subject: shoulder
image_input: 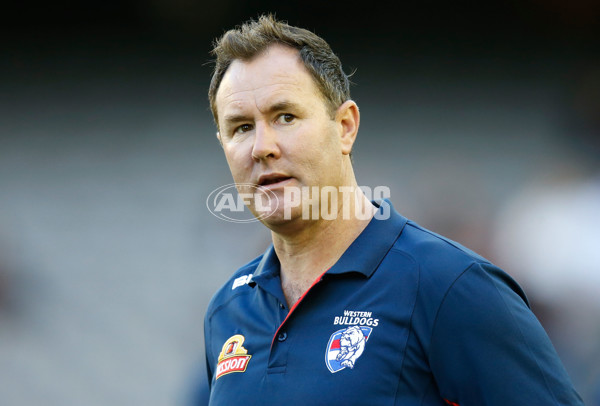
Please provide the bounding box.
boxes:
[393,219,495,287]
[204,254,263,321]
[401,220,487,263]
[386,219,528,334]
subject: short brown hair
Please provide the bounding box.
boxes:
[208,14,351,127]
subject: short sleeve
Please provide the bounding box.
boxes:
[429,263,583,405]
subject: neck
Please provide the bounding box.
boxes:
[271,189,376,306]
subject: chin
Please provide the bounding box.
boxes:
[256,205,306,230]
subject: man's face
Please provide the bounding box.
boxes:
[215,45,351,226]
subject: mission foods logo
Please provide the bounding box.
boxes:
[206,183,279,223]
[216,334,252,379]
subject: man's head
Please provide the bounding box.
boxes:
[210,16,362,229]
[208,14,351,129]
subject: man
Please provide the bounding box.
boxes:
[202,14,583,405]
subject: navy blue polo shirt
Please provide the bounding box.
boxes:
[203,200,583,405]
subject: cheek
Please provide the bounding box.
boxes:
[319,125,344,160]
[223,148,253,181]
[224,143,251,164]
[296,125,340,160]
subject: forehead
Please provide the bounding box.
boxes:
[215,45,324,117]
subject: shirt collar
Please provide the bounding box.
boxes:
[326,199,407,277]
[252,199,407,282]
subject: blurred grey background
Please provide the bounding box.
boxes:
[1,1,599,404]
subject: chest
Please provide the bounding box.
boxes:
[206,251,441,405]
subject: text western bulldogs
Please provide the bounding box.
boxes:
[333,310,379,327]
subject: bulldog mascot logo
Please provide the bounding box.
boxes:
[325,325,373,373]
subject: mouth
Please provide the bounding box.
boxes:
[257,174,293,187]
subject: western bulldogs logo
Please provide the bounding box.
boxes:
[325,325,372,373]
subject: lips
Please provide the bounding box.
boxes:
[257,173,292,187]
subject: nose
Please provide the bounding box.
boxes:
[251,122,281,161]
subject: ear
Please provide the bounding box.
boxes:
[335,100,360,155]
[216,131,223,147]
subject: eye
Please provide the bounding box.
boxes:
[234,123,254,134]
[276,113,295,124]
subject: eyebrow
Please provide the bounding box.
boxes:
[222,101,302,126]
